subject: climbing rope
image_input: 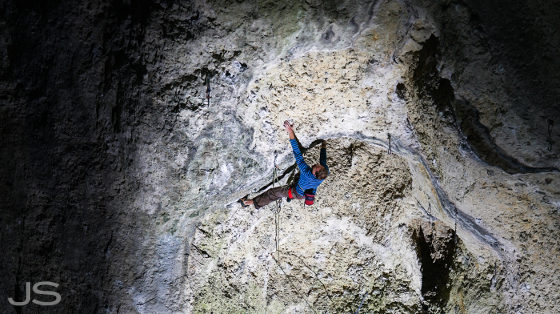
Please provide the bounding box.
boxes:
[269,252,317,313]
[294,254,333,303]
[272,153,282,261]
[265,144,366,311]
[355,292,368,314]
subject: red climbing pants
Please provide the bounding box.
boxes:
[253,185,304,209]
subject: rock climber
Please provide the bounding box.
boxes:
[241,120,329,209]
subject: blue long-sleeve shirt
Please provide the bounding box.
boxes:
[290,139,329,196]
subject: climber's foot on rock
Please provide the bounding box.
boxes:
[238,197,253,207]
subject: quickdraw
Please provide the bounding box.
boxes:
[205,74,211,106]
[547,119,554,152]
[387,133,392,155]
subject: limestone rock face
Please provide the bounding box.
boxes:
[1,0,559,313]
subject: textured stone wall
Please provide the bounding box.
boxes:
[1,0,559,313]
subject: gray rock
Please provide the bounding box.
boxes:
[1,0,559,313]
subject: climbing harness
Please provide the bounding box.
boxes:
[287,187,294,200]
[547,119,554,152]
[387,133,392,154]
[285,165,298,203]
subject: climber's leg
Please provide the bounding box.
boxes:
[241,198,253,206]
[252,186,290,209]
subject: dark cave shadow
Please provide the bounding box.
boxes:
[413,226,457,311]
[413,35,559,175]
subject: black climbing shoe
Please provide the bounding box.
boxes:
[238,196,250,208]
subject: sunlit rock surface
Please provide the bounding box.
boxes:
[1,0,559,313]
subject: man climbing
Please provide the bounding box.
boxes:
[242,120,329,209]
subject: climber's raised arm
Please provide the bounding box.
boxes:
[284,120,311,174]
[284,120,296,140]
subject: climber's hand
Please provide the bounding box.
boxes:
[283,120,293,132]
[284,120,296,139]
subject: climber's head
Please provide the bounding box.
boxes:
[312,164,328,180]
